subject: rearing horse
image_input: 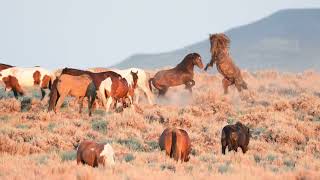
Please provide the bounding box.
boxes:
[148,53,204,96]
[204,33,248,94]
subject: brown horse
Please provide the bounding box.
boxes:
[204,33,248,94]
[54,74,96,116]
[149,53,203,96]
[159,128,191,162]
[0,63,14,71]
[48,68,123,111]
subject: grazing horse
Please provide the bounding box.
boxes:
[48,68,122,111]
[0,67,53,99]
[99,71,138,112]
[204,33,248,94]
[159,128,191,162]
[77,140,115,167]
[221,122,250,154]
[0,63,14,71]
[54,74,96,116]
[149,53,204,96]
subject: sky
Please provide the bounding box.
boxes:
[0,0,320,69]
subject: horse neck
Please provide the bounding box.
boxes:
[176,60,194,73]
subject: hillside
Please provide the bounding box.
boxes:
[1,70,320,179]
[114,9,320,72]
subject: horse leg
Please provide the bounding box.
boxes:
[40,88,46,100]
[105,97,113,112]
[13,90,19,99]
[185,80,195,93]
[158,87,168,97]
[222,78,232,94]
[55,93,67,113]
[141,86,154,105]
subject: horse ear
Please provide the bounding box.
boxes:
[135,71,138,74]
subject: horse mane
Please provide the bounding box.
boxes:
[175,53,200,70]
[209,33,230,54]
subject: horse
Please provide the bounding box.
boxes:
[148,53,204,96]
[77,140,115,167]
[159,128,191,162]
[54,74,96,116]
[48,68,123,111]
[99,71,138,112]
[0,63,14,71]
[88,67,154,105]
[110,68,154,105]
[221,122,250,154]
[0,67,54,99]
[204,33,248,94]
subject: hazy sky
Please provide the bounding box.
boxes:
[0,0,320,69]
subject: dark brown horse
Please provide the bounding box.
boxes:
[0,63,14,71]
[148,53,204,96]
[204,33,248,94]
[48,67,123,111]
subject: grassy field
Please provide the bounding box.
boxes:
[0,70,320,180]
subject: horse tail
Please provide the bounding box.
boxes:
[170,130,178,160]
[86,81,96,100]
[48,78,59,111]
[148,78,154,92]
[86,81,96,116]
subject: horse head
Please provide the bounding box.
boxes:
[209,33,230,61]
[192,53,204,69]
[130,70,139,88]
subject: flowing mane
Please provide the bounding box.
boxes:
[175,53,200,70]
[210,33,230,54]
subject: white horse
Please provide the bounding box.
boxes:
[0,67,55,99]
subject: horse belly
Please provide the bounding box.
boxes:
[16,76,36,87]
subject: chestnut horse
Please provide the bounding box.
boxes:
[204,33,248,94]
[54,74,96,116]
[148,53,204,96]
[99,71,138,112]
[159,128,191,162]
[0,63,13,71]
[48,68,123,111]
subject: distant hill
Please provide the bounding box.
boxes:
[113,9,320,72]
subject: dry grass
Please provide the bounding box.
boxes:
[0,70,320,179]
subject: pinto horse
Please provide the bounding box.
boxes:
[0,67,53,99]
[88,67,154,105]
[0,63,14,71]
[48,68,123,111]
[77,140,115,167]
[148,53,204,96]
[99,71,138,112]
[54,74,96,116]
